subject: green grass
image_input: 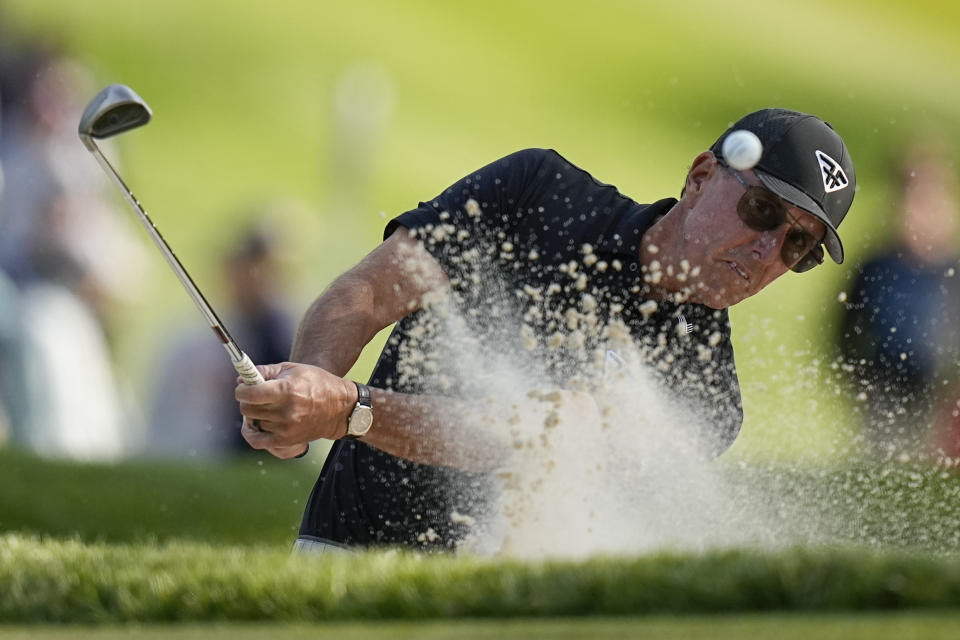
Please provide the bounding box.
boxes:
[722,460,960,553]
[4,447,960,552]
[3,535,960,624]
[4,614,960,640]
[0,448,319,545]
[2,452,960,624]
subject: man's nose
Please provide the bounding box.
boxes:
[751,228,785,265]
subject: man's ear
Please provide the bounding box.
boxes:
[682,151,719,203]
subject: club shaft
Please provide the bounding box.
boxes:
[82,135,244,363]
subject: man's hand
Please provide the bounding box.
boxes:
[236,362,357,458]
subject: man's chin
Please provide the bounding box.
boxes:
[693,285,748,309]
[676,272,753,309]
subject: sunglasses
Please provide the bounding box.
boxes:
[721,163,825,273]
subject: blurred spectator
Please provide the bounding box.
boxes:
[0,38,38,448]
[0,42,145,459]
[0,157,39,445]
[0,47,146,310]
[838,141,960,457]
[147,221,296,458]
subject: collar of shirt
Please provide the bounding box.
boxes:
[597,197,677,258]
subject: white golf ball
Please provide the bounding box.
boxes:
[722,129,763,171]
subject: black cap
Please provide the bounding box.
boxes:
[711,109,856,264]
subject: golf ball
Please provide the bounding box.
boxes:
[722,129,763,170]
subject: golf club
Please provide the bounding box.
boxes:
[78,84,265,388]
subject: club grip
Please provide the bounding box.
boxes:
[233,352,265,385]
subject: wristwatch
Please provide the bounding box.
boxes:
[344,381,374,439]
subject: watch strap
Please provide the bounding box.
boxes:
[355,381,371,408]
[344,381,373,440]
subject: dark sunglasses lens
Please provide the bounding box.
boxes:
[737,187,784,231]
[782,229,816,263]
[789,244,825,273]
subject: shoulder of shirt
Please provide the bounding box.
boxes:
[506,148,628,193]
[498,148,576,166]
[497,147,562,167]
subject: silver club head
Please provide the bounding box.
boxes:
[78,84,152,139]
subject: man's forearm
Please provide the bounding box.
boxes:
[290,273,381,376]
[360,389,504,472]
[290,230,448,376]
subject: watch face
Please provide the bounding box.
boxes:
[349,406,374,436]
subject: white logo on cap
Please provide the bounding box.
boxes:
[815,150,849,193]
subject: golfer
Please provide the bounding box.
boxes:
[236,109,856,552]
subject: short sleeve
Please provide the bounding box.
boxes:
[386,148,554,238]
[383,149,560,273]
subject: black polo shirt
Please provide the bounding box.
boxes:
[299,148,742,550]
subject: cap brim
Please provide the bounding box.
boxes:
[755,170,844,264]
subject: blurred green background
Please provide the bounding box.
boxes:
[2,0,958,467]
